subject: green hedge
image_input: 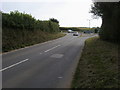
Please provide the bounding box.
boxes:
[2,10,59,33]
[2,10,61,52]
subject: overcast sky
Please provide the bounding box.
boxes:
[1,0,102,27]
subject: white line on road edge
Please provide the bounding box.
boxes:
[0,59,29,72]
[44,45,61,53]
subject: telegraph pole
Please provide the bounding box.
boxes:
[87,19,91,30]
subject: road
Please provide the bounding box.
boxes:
[2,33,94,88]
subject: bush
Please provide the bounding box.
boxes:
[2,10,60,33]
[2,11,61,52]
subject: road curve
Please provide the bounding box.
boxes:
[2,33,93,88]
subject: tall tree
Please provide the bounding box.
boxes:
[91,2,120,42]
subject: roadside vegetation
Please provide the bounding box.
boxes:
[59,27,97,33]
[2,11,60,33]
[2,10,65,52]
[72,2,119,88]
[91,2,120,42]
[72,37,119,88]
[3,28,65,52]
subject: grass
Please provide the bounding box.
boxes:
[71,37,119,88]
[79,33,95,37]
[3,28,66,52]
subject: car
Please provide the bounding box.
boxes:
[68,30,73,33]
[73,32,79,36]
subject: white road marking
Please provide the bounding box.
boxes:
[0,59,29,72]
[58,77,63,79]
[44,45,61,52]
[2,37,61,55]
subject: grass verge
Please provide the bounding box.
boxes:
[3,29,66,52]
[71,37,119,88]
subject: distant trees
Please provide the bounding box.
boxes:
[59,27,82,31]
[91,2,120,42]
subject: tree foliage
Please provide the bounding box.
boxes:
[2,11,60,52]
[49,18,59,24]
[91,2,120,42]
[2,11,60,33]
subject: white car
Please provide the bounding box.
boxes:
[73,32,79,36]
[68,30,73,33]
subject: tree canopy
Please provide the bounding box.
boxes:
[49,18,59,23]
[91,2,120,42]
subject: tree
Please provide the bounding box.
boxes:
[91,2,120,42]
[49,18,59,23]
[94,28,98,33]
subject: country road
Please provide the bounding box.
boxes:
[2,33,95,88]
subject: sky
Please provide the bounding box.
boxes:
[1,0,102,27]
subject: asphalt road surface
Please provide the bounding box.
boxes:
[2,33,95,88]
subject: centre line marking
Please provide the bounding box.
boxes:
[44,45,61,52]
[58,77,63,79]
[0,58,29,72]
